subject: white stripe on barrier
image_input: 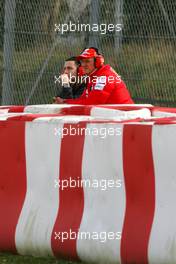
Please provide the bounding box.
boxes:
[90,107,151,120]
[24,104,79,114]
[15,122,63,257]
[77,123,125,263]
[23,104,153,115]
[0,109,8,114]
[152,111,176,118]
[33,115,94,123]
[0,113,29,120]
[148,125,176,263]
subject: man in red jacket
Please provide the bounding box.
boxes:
[56,47,134,105]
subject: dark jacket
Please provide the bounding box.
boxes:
[56,82,86,99]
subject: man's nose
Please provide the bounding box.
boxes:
[63,69,68,74]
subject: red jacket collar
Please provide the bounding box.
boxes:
[89,64,111,77]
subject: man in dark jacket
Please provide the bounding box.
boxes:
[53,57,86,103]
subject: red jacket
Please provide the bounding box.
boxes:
[65,65,134,105]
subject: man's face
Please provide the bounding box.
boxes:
[80,58,95,75]
[63,61,77,77]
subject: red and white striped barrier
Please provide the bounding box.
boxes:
[0,104,153,114]
[0,104,176,263]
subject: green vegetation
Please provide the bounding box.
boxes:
[0,252,83,264]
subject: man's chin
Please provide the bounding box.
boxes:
[85,69,93,75]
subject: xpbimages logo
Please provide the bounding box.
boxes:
[54,125,122,139]
[55,21,122,35]
[54,74,122,86]
[54,229,121,243]
[54,177,122,191]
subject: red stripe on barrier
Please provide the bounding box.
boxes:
[121,124,155,264]
[60,105,153,116]
[153,106,176,114]
[51,123,86,261]
[60,106,88,115]
[0,121,27,252]
[8,106,25,113]
[95,105,153,111]
[6,113,63,121]
[0,106,25,112]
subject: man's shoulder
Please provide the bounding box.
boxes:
[92,65,122,87]
[96,64,117,77]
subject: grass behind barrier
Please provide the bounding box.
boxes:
[0,253,85,264]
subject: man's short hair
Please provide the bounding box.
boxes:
[65,56,80,66]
